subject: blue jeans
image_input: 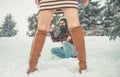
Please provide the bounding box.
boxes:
[51,41,77,58]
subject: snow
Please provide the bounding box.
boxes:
[0,36,120,77]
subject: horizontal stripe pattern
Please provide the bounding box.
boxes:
[39,0,78,11]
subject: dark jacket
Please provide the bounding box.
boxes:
[49,27,73,44]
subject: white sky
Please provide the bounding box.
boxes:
[0,0,106,37]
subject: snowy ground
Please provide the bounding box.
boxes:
[0,36,120,77]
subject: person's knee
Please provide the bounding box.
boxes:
[62,41,70,47]
[37,25,49,32]
[68,25,83,33]
[37,20,50,31]
[51,48,56,53]
[68,24,82,30]
[62,41,67,45]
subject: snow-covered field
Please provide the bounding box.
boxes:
[0,36,120,77]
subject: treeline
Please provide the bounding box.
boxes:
[0,0,120,40]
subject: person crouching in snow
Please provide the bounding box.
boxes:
[49,18,77,58]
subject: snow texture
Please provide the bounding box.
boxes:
[0,36,120,77]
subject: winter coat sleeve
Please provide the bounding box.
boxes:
[49,30,73,44]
